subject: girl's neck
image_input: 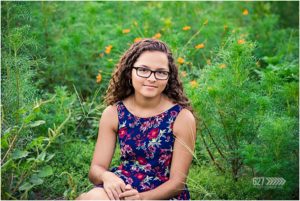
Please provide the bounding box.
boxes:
[131,93,164,110]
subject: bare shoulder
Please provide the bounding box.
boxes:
[100,104,118,132]
[173,108,196,137]
[102,104,118,116]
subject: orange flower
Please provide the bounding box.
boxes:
[152,33,161,39]
[134,37,142,43]
[238,39,245,44]
[224,25,228,31]
[203,19,208,25]
[105,45,112,54]
[243,9,249,15]
[190,80,198,88]
[177,57,185,64]
[122,29,130,34]
[219,64,226,69]
[181,71,187,77]
[96,73,102,83]
[206,59,211,65]
[195,43,205,49]
[182,26,191,31]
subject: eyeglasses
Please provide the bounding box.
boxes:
[132,67,169,80]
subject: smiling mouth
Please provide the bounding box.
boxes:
[143,85,158,88]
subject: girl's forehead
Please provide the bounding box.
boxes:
[134,51,169,70]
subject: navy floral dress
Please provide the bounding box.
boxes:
[108,101,190,200]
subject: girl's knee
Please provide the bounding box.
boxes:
[76,193,87,200]
[77,188,109,200]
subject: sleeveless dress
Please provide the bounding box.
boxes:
[100,101,190,200]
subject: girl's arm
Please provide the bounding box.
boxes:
[139,109,197,200]
[88,105,118,184]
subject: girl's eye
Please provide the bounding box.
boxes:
[157,71,168,75]
[140,68,149,72]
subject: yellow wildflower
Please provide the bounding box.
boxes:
[134,37,142,43]
[152,33,161,39]
[96,73,102,83]
[177,57,185,64]
[243,9,249,15]
[190,80,198,88]
[182,26,191,31]
[219,64,226,69]
[122,29,130,34]
[105,45,112,54]
[195,43,205,49]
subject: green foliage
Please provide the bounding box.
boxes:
[1,1,298,200]
[1,94,71,199]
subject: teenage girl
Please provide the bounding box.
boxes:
[77,38,196,200]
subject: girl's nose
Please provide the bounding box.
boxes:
[147,72,157,81]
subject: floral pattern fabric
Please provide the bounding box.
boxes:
[109,101,190,200]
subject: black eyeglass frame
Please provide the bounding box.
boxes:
[132,66,170,80]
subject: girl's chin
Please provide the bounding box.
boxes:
[139,90,158,98]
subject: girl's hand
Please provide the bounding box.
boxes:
[119,184,142,200]
[102,171,126,200]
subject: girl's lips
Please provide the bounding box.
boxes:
[143,85,158,88]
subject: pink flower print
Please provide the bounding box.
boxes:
[136,139,144,147]
[119,127,127,138]
[159,154,171,165]
[131,165,138,171]
[137,157,147,165]
[144,164,152,171]
[170,122,174,130]
[135,173,145,181]
[170,110,178,117]
[121,144,132,157]
[141,183,151,191]
[165,157,172,166]
[118,164,124,170]
[148,145,156,153]
[166,135,171,142]
[158,174,169,182]
[119,111,125,119]
[126,177,133,185]
[122,170,131,177]
[140,121,151,132]
[148,128,159,140]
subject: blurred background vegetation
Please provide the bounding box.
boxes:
[1,1,299,200]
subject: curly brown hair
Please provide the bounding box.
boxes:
[104,38,193,112]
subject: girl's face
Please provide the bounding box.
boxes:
[131,51,169,98]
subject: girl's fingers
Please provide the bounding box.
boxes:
[111,188,120,200]
[120,183,126,192]
[124,195,139,200]
[125,184,132,190]
[119,189,136,198]
[115,186,123,199]
[105,189,115,200]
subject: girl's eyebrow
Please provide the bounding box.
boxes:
[139,64,169,71]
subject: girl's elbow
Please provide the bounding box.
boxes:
[170,178,187,194]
